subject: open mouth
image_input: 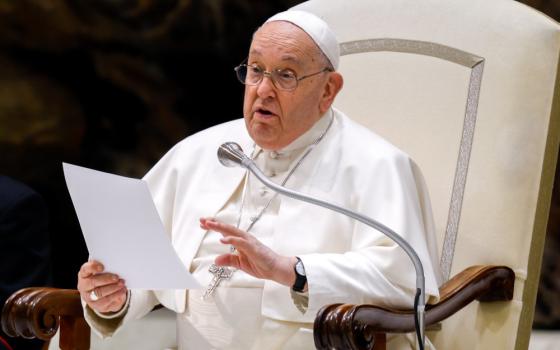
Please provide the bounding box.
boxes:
[255,108,275,117]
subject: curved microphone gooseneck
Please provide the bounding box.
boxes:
[217,142,426,349]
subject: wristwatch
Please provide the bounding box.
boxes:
[292,257,307,292]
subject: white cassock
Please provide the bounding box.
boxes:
[84,108,442,349]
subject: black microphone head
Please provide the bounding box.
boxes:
[217,142,248,168]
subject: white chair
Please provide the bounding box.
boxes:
[294,0,560,349]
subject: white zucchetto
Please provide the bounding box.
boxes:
[265,10,339,70]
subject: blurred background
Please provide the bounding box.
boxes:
[0,0,558,340]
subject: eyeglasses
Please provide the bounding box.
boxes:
[234,63,332,91]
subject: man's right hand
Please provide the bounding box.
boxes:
[77,260,128,313]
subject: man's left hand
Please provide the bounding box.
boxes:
[200,217,296,287]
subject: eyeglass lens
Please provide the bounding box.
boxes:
[236,65,298,91]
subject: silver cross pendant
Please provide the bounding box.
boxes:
[202,264,234,300]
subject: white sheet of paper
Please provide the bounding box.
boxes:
[63,163,201,290]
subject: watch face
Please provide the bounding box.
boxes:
[295,261,306,276]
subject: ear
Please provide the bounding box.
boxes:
[319,72,344,114]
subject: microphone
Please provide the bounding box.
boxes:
[217,142,251,168]
[217,142,426,349]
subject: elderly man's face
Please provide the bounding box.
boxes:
[243,21,341,150]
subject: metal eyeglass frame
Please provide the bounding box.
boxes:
[234,63,332,91]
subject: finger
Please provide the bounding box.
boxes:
[88,287,127,313]
[78,260,104,278]
[199,217,219,230]
[199,217,215,227]
[78,266,111,292]
[80,273,121,292]
[107,289,128,312]
[219,236,253,252]
[215,254,241,269]
[202,218,248,238]
[86,285,125,306]
[105,291,128,313]
[94,279,126,299]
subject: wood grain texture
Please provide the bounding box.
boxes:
[1,287,89,349]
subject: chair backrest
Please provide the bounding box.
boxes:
[294,0,560,349]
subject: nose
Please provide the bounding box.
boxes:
[256,72,276,99]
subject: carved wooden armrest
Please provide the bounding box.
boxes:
[1,287,90,350]
[313,265,515,350]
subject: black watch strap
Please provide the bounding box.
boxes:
[292,257,307,292]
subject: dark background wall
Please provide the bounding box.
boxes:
[0,0,558,330]
[0,0,303,291]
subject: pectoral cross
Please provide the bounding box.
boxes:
[202,264,234,299]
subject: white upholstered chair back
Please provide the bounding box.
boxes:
[294,0,560,349]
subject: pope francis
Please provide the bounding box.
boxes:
[76,9,442,350]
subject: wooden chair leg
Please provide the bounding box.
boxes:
[59,316,90,350]
[373,333,386,350]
